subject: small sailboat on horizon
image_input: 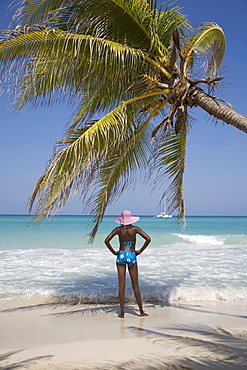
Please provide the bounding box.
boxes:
[155,199,172,218]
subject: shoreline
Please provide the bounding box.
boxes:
[1,300,247,369]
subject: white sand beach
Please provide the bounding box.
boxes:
[1,300,247,369]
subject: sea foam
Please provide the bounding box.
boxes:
[174,233,224,245]
[1,242,247,304]
[1,215,246,304]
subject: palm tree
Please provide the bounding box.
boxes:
[0,0,246,240]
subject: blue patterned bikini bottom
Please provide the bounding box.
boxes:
[116,251,137,266]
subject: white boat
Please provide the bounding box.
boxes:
[156,212,172,218]
[155,199,172,218]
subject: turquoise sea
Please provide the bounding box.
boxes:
[0,215,246,304]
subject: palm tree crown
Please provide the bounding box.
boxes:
[0,0,246,240]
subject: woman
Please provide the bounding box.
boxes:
[104,210,151,318]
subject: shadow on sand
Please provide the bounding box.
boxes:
[1,301,145,318]
[124,323,247,369]
[0,350,53,370]
[1,302,247,369]
[2,298,246,320]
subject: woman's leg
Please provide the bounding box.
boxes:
[116,263,126,318]
[128,263,148,316]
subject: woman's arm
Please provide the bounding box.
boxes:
[104,228,119,255]
[135,227,151,255]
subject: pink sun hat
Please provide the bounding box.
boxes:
[114,210,140,225]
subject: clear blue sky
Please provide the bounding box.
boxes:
[0,0,246,216]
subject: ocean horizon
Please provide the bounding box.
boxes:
[1,214,246,305]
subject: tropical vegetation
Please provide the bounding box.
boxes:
[0,0,246,240]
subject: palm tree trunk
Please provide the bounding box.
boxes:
[188,86,247,133]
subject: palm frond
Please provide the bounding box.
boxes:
[87,114,153,242]
[11,0,67,26]
[28,103,131,218]
[14,0,190,60]
[153,123,188,219]
[183,23,226,78]
[14,1,160,55]
[154,3,190,50]
[0,27,149,109]
[0,27,144,70]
